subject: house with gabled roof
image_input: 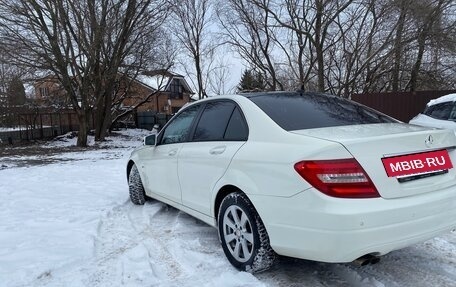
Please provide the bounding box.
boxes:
[120,69,194,114]
[33,69,194,114]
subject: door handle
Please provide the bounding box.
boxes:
[209,146,226,155]
[168,149,178,156]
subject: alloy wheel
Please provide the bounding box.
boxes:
[222,205,254,262]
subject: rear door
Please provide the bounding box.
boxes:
[178,101,248,215]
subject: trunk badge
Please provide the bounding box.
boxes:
[425,135,434,147]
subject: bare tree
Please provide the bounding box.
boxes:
[216,0,455,96]
[407,0,453,91]
[109,30,176,130]
[0,0,169,146]
[325,0,401,97]
[368,0,456,92]
[170,0,215,100]
[109,68,171,130]
[250,0,355,92]
[206,57,233,95]
[0,58,15,111]
[217,0,284,91]
[390,0,412,91]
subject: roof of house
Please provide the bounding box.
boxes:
[135,71,194,94]
[33,70,195,95]
[135,74,170,91]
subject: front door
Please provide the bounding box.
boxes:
[144,104,201,204]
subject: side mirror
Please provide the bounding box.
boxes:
[144,134,156,146]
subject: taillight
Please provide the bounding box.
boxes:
[294,159,380,198]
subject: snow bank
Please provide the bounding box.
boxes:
[46,128,151,149]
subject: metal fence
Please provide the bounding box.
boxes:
[0,111,87,145]
[136,112,173,130]
[352,90,456,122]
[0,109,173,145]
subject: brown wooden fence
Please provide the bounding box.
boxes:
[352,90,456,122]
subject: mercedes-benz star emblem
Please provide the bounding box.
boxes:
[425,135,434,147]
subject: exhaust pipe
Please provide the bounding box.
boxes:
[353,254,380,266]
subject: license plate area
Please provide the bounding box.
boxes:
[382,149,453,178]
[396,170,448,183]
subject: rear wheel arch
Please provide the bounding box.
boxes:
[214,185,266,231]
[127,160,135,179]
[214,185,245,220]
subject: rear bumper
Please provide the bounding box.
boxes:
[248,186,456,263]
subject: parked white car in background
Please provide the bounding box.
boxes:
[409,93,456,130]
[127,92,456,273]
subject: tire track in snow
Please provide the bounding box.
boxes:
[30,198,456,287]
[29,200,169,287]
[87,200,182,285]
[86,199,238,287]
[127,203,186,279]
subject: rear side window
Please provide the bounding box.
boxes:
[424,102,455,120]
[248,93,398,131]
[193,101,235,141]
[224,107,248,141]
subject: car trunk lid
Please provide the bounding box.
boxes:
[292,123,456,199]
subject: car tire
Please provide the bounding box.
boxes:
[218,192,277,273]
[128,164,146,205]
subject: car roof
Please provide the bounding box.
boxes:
[427,93,456,106]
[194,91,333,100]
[181,91,360,113]
[238,91,334,99]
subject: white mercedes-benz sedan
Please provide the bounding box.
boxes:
[127,92,456,272]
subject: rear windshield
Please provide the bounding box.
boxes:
[248,92,398,131]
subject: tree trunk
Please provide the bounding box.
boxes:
[315,0,325,92]
[94,91,113,141]
[408,0,445,92]
[392,2,408,92]
[408,31,426,92]
[97,105,111,141]
[77,110,89,147]
[195,54,205,100]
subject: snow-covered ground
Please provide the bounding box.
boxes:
[0,127,22,132]
[1,129,455,287]
[0,126,52,132]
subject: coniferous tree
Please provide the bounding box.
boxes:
[6,76,26,106]
[237,69,265,92]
